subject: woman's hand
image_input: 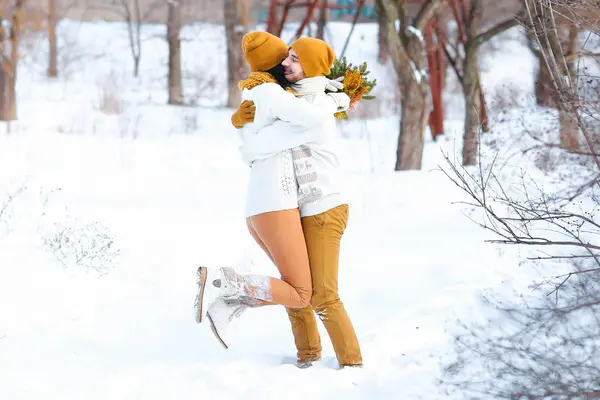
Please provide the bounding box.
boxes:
[231,100,256,129]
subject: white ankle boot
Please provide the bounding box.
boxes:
[216,267,273,306]
[194,266,222,323]
[198,266,273,348]
[206,296,247,349]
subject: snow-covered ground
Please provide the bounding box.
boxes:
[0,20,561,399]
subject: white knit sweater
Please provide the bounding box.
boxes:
[238,79,345,218]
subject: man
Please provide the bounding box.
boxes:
[230,36,363,369]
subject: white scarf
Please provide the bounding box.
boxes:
[291,77,328,98]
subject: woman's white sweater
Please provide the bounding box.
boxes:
[238,80,345,218]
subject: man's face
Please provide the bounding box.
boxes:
[281,49,306,83]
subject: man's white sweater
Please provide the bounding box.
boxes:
[238,80,345,218]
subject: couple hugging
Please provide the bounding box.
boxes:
[194,31,362,369]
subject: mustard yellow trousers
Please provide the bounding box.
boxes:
[286,204,363,367]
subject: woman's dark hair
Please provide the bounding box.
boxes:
[266,63,292,90]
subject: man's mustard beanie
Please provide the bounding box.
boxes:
[290,37,336,77]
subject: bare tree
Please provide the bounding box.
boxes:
[120,0,142,77]
[559,20,580,152]
[439,143,600,397]
[523,0,587,151]
[441,269,600,399]
[550,0,600,34]
[48,0,58,77]
[527,29,556,108]
[317,0,328,39]
[440,152,599,271]
[46,0,79,78]
[86,0,162,77]
[166,0,182,105]
[376,0,444,171]
[224,0,247,108]
[0,0,27,122]
[375,0,389,63]
[439,115,600,397]
[438,0,600,396]
[526,0,600,153]
[442,0,524,166]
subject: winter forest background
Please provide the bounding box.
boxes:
[0,0,599,399]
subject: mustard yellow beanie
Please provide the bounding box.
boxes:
[242,31,289,72]
[290,37,335,77]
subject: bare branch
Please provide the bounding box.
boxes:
[414,0,444,32]
[528,255,600,260]
[472,13,524,48]
[442,44,463,84]
[487,238,600,251]
[0,183,27,222]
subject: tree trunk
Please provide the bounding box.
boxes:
[0,1,23,122]
[48,0,58,78]
[317,0,327,40]
[0,22,11,121]
[559,109,579,151]
[133,0,142,78]
[462,0,483,166]
[167,0,182,105]
[426,23,444,141]
[535,54,555,107]
[526,2,579,150]
[526,28,556,108]
[462,55,482,166]
[397,77,429,170]
[376,0,438,170]
[224,0,246,108]
[478,80,488,133]
[375,0,388,63]
[122,0,142,78]
[396,37,430,171]
[0,66,16,121]
[559,23,579,151]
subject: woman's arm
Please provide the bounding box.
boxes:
[256,84,338,128]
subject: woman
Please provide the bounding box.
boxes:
[194,32,348,348]
[231,36,364,369]
[197,32,363,369]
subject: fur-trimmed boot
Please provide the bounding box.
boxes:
[195,266,272,348]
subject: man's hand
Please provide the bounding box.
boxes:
[231,100,255,129]
[327,92,351,112]
[325,76,344,92]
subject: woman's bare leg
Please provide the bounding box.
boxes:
[247,209,312,309]
[247,219,275,264]
[201,209,312,349]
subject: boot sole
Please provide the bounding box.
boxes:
[194,266,208,323]
[207,312,229,349]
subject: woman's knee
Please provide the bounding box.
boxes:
[296,297,311,309]
[294,285,312,308]
[299,294,312,309]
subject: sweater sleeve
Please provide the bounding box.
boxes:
[238,85,339,164]
[257,84,338,128]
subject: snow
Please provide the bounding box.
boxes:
[409,59,423,84]
[407,25,424,42]
[0,19,573,399]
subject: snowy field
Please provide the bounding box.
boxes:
[0,20,560,399]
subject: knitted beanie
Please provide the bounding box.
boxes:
[242,31,289,72]
[289,37,335,78]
